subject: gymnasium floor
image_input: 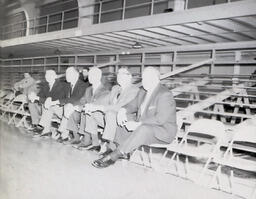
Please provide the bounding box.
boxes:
[0,121,242,199]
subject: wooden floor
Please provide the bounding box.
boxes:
[0,121,242,199]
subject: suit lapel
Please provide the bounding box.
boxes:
[71,79,79,95]
[140,84,161,119]
[92,84,104,101]
[137,90,147,120]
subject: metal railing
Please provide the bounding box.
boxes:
[0,0,245,40]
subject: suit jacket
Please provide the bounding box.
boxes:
[59,79,89,105]
[105,84,140,112]
[125,84,177,143]
[74,84,110,107]
[38,79,70,104]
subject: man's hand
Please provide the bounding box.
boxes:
[73,105,81,112]
[124,121,141,131]
[117,108,128,127]
[83,104,93,116]
[28,92,38,103]
[64,103,75,118]
[44,97,52,109]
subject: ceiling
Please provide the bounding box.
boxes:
[2,14,256,58]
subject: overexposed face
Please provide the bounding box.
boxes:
[82,69,88,78]
[24,73,30,78]
[117,72,131,87]
[142,70,158,91]
[88,70,101,85]
[45,72,56,83]
[66,70,73,83]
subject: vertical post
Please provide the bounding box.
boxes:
[172,51,177,71]
[43,57,46,72]
[234,51,241,76]
[115,54,119,72]
[61,11,64,30]
[98,1,102,24]
[33,17,36,35]
[122,0,126,20]
[150,0,154,15]
[46,15,49,33]
[210,49,216,75]
[233,51,241,86]
[184,0,188,10]
[58,56,61,73]
[75,55,78,68]
[141,53,145,74]
[93,55,96,67]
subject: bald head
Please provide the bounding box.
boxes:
[66,67,79,83]
[142,67,160,91]
[117,67,132,87]
[88,67,102,85]
[24,73,31,78]
[45,70,57,84]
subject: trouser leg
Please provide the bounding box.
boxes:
[102,111,117,142]
[28,102,41,125]
[118,125,162,154]
[39,105,63,133]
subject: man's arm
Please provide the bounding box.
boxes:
[141,92,176,125]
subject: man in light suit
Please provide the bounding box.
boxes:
[92,67,177,168]
[84,67,139,154]
[64,67,110,149]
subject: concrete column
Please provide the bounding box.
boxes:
[19,0,39,35]
[77,0,96,27]
[234,51,241,75]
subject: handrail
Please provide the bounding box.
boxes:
[160,59,213,80]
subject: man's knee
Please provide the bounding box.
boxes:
[133,125,151,136]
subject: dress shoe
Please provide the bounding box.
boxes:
[57,137,63,143]
[92,158,115,169]
[87,145,101,152]
[33,125,44,133]
[92,149,124,169]
[118,153,130,160]
[70,139,81,145]
[62,138,70,144]
[40,132,52,137]
[28,124,37,131]
[76,143,92,150]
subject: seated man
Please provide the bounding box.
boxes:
[28,70,69,136]
[57,67,89,141]
[92,67,177,168]
[84,67,139,154]
[14,73,39,96]
[63,67,110,148]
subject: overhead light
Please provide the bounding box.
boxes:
[54,48,61,55]
[132,41,143,49]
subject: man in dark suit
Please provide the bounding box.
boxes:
[92,67,177,168]
[29,70,70,136]
[57,67,89,141]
